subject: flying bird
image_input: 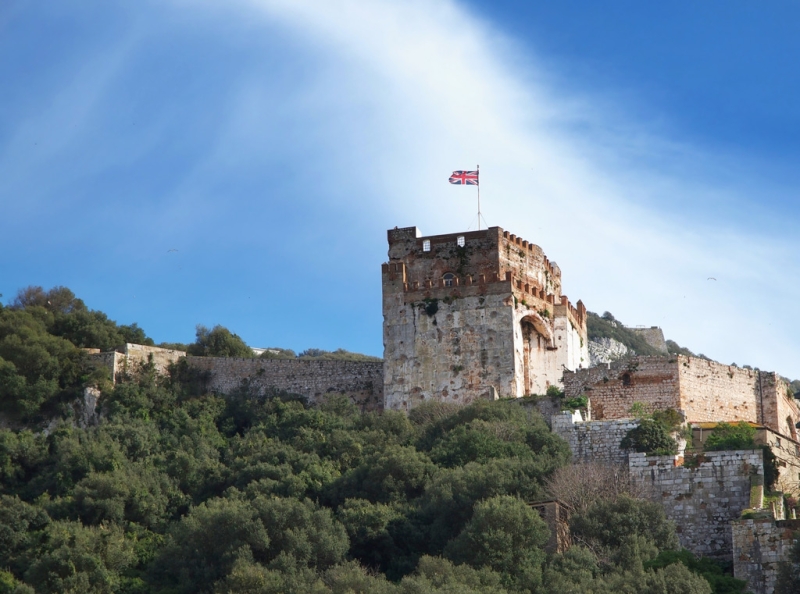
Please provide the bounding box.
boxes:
[707,277,717,281]
[167,248,179,253]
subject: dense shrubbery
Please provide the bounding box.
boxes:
[0,289,744,593]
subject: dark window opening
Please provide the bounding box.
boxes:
[622,373,632,386]
[443,273,455,287]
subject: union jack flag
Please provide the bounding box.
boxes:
[449,170,479,185]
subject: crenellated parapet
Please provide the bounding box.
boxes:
[382,224,588,410]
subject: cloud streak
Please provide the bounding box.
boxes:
[191,0,800,375]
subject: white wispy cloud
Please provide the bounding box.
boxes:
[168,0,800,374]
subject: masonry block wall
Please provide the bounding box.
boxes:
[732,518,800,594]
[186,357,384,411]
[563,358,681,420]
[629,450,763,559]
[564,356,800,442]
[551,412,638,465]
[383,226,588,411]
[89,344,186,383]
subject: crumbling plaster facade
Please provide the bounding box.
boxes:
[382,226,588,411]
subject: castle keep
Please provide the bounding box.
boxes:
[382,226,588,410]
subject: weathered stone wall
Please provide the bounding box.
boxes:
[551,412,638,465]
[763,374,800,443]
[383,226,587,410]
[629,450,764,559]
[121,344,186,377]
[732,518,800,594]
[563,357,681,420]
[693,425,800,495]
[186,357,384,411]
[89,344,186,383]
[677,358,762,424]
[565,356,800,442]
[629,326,668,353]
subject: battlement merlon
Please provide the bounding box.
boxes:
[386,226,564,296]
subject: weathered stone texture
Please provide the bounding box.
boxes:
[89,343,186,383]
[563,358,680,420]
[551,412,638,465]
[383,226,588,411]
[629,326,668,353]
[565,356,800,442]
[732,518,800,594]
[678,358,762,424]
[186,357,384,411]
[629,450,764,560]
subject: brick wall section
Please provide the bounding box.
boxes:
[186,357,384,411]
[732,518,800,594]
[551,412,638,465]
[564,356,800,441]
[563,358,681,420]
[629,450,764,560]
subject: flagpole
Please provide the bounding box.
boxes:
[477,164,481,231]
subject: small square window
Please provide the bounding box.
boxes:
[423,240,431,252]
[457,236,465,247]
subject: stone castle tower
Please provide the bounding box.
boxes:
[382,226,588,411]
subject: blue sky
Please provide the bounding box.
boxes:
[2,1,800,377]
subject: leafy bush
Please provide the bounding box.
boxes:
[621,419,677,455]
[187,325,253,358]
[704,422,756,451]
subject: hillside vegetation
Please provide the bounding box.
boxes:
[0,288,746,593]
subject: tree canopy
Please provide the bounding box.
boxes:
[0,287,747,593]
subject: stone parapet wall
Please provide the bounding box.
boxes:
[551,412,637,465]
[89,344,186,384]
[677,358,762,425]
[565,356,800,442]
[629,450,763,559]
[563,357,680,420]
[732,518,800,594]
[186,357,384,411]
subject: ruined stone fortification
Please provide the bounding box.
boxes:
[382,226,588,411]
[629,450,764,560]
[186,356,383,411]
[732,518,800,594]
[564,355,800,442]
[629,326,668,353]
[551,411,638,466]
[89,343,186,383]
[90,344,384,410]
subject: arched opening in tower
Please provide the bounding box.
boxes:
[520,314,553,396]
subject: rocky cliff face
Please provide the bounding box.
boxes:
[588,337,629,366]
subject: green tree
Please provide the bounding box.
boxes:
[22,521,135,594]
[188,324,253,358]
[621,419,677,455]
[570,495,679,566]
[444,495,549,591]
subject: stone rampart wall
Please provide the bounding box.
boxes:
[629,450,763,559]
[551,412,638,465]
[563,357,680,419]
[566,356,800,442]
[186,357,384,411]
[732,518,800,594]
[122,344,186,377]
[677,358,761,425]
